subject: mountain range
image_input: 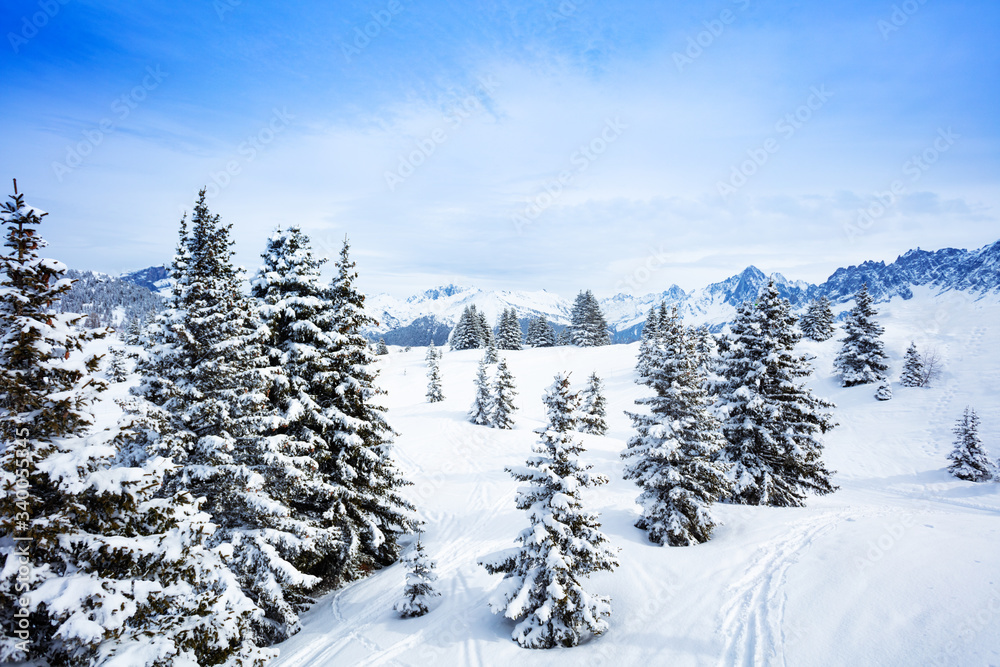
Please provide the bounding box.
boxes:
[117,239,1000,346]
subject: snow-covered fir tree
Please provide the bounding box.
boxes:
[123,314,143,345]
[0,183,272,666]
[525,314,556,347]
[469,355,493,426]
[425,339,440,362]
[394,537,440,618]
[556,327,573,346]
[623,306,730,546]
[716,281,838,507]
[800,296,835,341]
[636,304,662,377]
[578,372,608,436]
[323,238,419,576]
[376,337,389,355]
[948,407,994,482]
[252,226,385,590]
[497,308,523,350]
[484,328,499,364]
[450,305,484,350]
[900,342,924,387]
[833,284,889,387]
[568,290,611,346]
[126,193,326,645]
[479,373,619,649]
[491,357,518,429]
[874,380,892,401]
[105,345,129,382]
[426,345,444,403]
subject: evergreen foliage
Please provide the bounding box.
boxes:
[800,296,835,341]
[394,537,440,618]
[525,315,556,348]
[900,342,923,387]
[450,306,484,350]
[126,193,321,646]
[578,372,608,436]
[568,290,610,347]
[497,308,523,350]
[948,407,994,482]
[874,380,893,401]
[715,281,838,507]
[376,338,389,355]
[479,373,618,649]
[636,304,662,377]
[0,183,271,666]
[490,358,518,430]
[623,306,730,546]
[833,284,889,387]
[105,345,129,383]
[469,355,493,426]
[426,343,444,403]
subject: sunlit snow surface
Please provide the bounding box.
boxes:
[91,286,999,666]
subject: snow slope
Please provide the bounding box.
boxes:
[265,287,1000,667]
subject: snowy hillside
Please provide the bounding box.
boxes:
[263,286,1000,667]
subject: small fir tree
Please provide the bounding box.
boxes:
[948,407,994,482]
[526,315,556,347]
[394,537,440,618]
[426,347,444,403]
[376,338,389,355]
[484,329,499,364]
[800,296,835,341]
[469,355,493,425]
[491,357,518,430]
[874,380,893,401]
[479,373,619,649]
[833,284,889,387]
[636,304,662,377]
[105,345,129,382]
[899,342,924,387]
[623,306,730,546]
[578,371,608,436]
[497,308,523,350]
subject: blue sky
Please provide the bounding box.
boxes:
[2,0,998,297]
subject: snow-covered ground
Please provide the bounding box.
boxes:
[95,288,1000,666]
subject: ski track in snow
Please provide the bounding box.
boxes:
[717,511,851,667]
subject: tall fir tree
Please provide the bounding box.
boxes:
[469,355,493,426]
[491,357,518,430]
[623,306,730,546]
[450,306,482,350]
[251,226,372,588]
[833,284,889,387]
[127,193,326,646]
[568,290,611,347]
[484,327,499,364]
[899,342,924,388]
[716,281,838,507]
[394,537,440,618]
[324,238,419,576]
[578,372,608,436]
[479,373,619,649]
[948,407,994,482]
[0,184,271,666]
[497,308,523,350]
[426,344,444,403]
[800,296,835,342]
